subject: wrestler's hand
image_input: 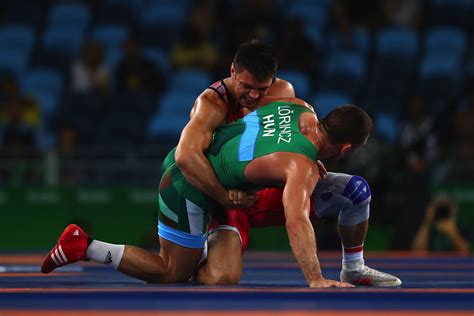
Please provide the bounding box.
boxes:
[309,277,354,288]
[227,189,258,208]
[316,160,327,179]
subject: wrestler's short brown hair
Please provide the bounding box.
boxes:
[233,40,277,82]
[321,105,373,146]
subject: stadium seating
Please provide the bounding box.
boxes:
[141,47,171,76]
[91,24,129,53]
[168,69,212,95]
[424,26,467,58]
[48,3,91,31]
[312,92,352,118]
[0,24,35,56]
[138,3,188,47]
[276,70,312,100]
[376,27,418,61]
[320,51,367,96]
[148,92,196,142]
[374,111,399,143]
[41,26,84,58]
[0,48,29,77]
[329,28,371,57]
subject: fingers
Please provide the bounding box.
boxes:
[316,160,327,179]
[227,190,257,207]
[311,279,355,288]
[322,280,354,288]
[335,281,355,287]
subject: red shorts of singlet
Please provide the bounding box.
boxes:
[208,187,316,250]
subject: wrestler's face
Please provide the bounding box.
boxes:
[322,143,358,159]
[231,64,273,110]
[335,138,368,158]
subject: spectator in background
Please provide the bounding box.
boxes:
[170,5,218,72]
[454,92,474,162]
[0,77,40,128]
[392,94,438,249]
[227,0,279,44]
[276,16,319,72]
[114,34,164,96]
[400,94,438,175]
[0,78,40,184]
[382,0,422,28]
[333,0,384,32]
[412,194,471,254]
[212,0,282,79]
[57,122,81,185]
[71,40,109,95]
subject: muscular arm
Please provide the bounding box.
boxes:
[245,153,351,287]
[283,160,352,287]
[283,160,323,283]
[175,92,250,207]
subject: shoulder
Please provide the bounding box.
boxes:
[276,152,319,181]
[273,78,293,90]
[190,88,228,125]
[268,78,295,98]
[258,97,314,112]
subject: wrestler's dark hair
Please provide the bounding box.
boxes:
[233,40,278,82]
[321,105,373,146]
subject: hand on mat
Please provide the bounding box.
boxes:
[310,278,355,288]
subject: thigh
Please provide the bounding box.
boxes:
[158,237,203,283]
[209,207,250,249]
[158,163,211,236]
[196,229,243,284]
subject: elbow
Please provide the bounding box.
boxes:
[174,146,191,171]
[285,215,309,234]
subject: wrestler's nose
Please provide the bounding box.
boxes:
[248,89,259,99]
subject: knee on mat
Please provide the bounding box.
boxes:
[201,267,240,285]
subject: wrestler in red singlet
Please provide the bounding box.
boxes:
[207,80,316,250]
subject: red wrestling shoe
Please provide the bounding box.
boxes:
[41,224,88,274]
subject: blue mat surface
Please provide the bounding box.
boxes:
[0,252,473,313]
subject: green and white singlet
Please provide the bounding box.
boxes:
[157,101,318,248]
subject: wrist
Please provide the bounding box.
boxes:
[309,275,325,286]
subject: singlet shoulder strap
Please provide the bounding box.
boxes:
[207,80,241,123]
[207,80,229,105]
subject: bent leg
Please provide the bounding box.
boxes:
[338,220,368,247]
[197,229,243,285]
[119,237,203,283]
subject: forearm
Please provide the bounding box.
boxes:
[286,218,323,286]
[175,149,228,203]
[411,222,431,250]
[445,229,471,252]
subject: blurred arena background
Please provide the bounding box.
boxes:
[0,0,472,253]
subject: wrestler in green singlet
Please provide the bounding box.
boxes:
[158,101,318,235]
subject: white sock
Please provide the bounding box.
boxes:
[86,240,125,270]
[342,244,364,271]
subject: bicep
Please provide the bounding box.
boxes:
[282,160,319,218]
[178,95,226,152]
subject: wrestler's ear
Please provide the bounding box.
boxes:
[230,63,235,77]
[340,143,353,156]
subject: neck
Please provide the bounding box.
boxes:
[299,112,323,151]
[224,77,239,108]
[314,124,324,153]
